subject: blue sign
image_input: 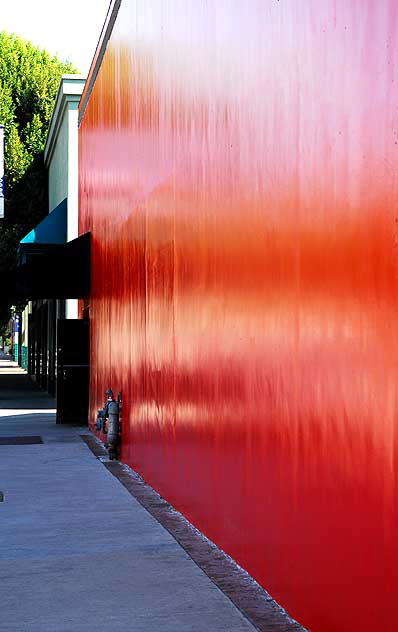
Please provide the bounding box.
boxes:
[0,125,4,219]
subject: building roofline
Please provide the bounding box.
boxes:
[44,75,86,167]
[78,0,122,127]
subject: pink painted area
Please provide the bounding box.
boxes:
[79,2,398,630]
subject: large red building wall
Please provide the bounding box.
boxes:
[79,2,398,630]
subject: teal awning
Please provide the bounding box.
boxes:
[20,198,67,245]
[15,197,90,300]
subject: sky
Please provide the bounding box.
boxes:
[0,0,112,75]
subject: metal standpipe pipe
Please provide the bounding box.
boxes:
[107,399,119,460]
[94,388,121,459]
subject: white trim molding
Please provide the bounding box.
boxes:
[44,75,86,168]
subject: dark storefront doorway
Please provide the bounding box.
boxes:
[56,318,89,424]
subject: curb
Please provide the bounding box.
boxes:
[80,433,308,632]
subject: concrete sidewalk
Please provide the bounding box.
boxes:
[0,359,256,632]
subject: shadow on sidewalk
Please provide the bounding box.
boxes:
[0,359,55,411]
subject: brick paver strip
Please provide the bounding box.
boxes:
[80,433,307,632]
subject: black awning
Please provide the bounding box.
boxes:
[16,232,90,300]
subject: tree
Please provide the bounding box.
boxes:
[0,31,77,326]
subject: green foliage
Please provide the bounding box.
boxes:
[0,31,78,327]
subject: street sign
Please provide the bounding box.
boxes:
[0,125,4,219]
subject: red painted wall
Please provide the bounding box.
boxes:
[79,2,398,630]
